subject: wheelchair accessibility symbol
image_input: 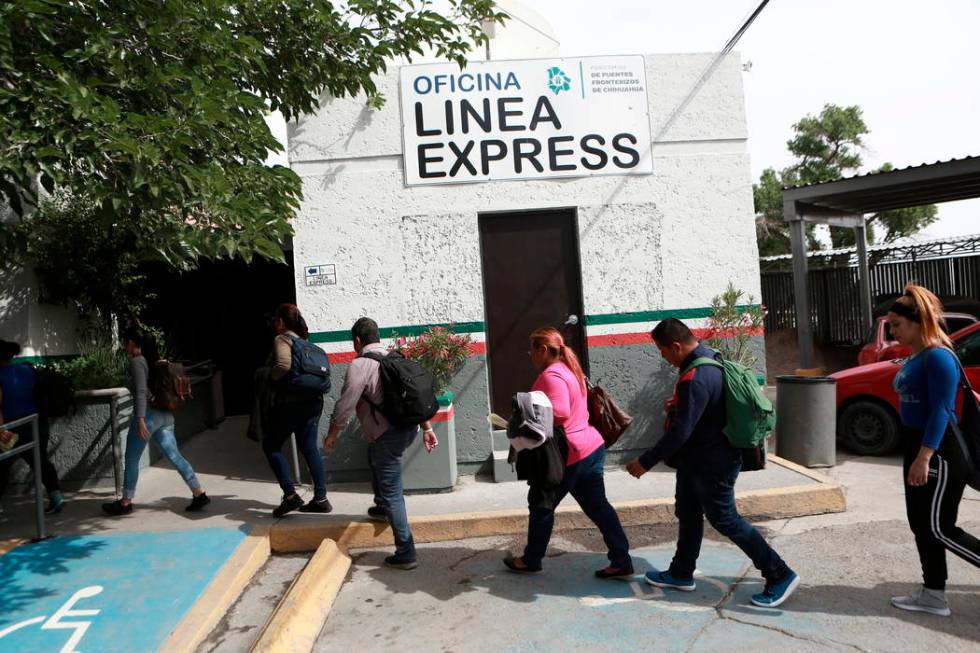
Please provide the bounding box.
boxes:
[0,585,103,653]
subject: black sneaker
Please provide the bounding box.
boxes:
[186,493,211,512]
[367,505,389,521]
[272,493,304,518]
[384,554,418,570]
[102,500,133,516]
[299,497,333,513]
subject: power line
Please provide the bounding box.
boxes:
[652,0,771,144]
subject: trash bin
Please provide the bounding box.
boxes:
[775,375,837,468]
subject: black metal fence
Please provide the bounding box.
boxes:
[761,253,980,344]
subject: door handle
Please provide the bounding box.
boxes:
[564,314,579,327]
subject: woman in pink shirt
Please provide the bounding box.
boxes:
[504,328,632,578]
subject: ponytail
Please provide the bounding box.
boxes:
[530,327,587,393]
[275,303,310,340]
[891,284,951,349]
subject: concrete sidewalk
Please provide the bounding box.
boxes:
[0,416,841,544]
[0,412,844,651]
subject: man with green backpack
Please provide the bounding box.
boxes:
[626,318,799,608]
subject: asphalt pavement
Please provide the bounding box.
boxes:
[315,452,980,653]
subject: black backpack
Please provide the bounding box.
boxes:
[282,335,331,397]
[33,365,75,418]
[361,350,438,427]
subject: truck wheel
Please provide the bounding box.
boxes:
[838,400,900,456]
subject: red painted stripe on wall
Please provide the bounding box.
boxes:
[431,404,455,422]
[327,344,486,364]
[584,326,764,348]
[326,327,763,364]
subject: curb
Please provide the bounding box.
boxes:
[250,538,351,653]
[160,525,271,653]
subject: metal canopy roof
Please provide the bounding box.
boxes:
[783,156,980,216]
[781,155,980,371]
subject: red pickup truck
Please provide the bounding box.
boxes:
[834,321,980,455]
[857,313,977,366]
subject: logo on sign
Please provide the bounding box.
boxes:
[547,67,571,95]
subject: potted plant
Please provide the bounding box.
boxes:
[393,325,473,491]
[705,282,767,376]
[395,326,473,406]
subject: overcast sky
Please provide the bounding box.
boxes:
[530,0,980,241]
[270,0,979,242]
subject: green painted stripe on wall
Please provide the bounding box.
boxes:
[309,320,486,344]
[12,354,77,365]
[586,305,758,326]
[307,306,757,343]
[585,308,711,325]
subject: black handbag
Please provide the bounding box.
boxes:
[949,359,980,491]
[740,442,767,472]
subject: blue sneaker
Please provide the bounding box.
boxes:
[751,571,800,608]
[644,570,696,592]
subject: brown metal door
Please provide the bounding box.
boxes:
[479,209,588,417]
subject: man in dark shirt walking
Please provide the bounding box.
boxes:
[626,318,799,608]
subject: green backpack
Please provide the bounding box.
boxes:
[682,357,775,448]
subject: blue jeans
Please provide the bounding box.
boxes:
[123,408,201,500]
[671,453,791,584]
[263,400,327,499]
[369,426,418,559]
[523,445,631,569]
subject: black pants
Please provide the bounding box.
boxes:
[262,400,326,499]
[672,453,790,584]
[903,427,980,590]
[0,418,61,498]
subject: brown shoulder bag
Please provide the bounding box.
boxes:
[586,379,633,448]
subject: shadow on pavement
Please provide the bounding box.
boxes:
[0,535,107,626]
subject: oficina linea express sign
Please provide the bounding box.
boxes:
[399,55,653,186]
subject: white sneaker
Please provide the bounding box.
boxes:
[891,586,951,616]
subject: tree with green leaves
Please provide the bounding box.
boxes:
[0,0,505,325]
[754,104,938,256]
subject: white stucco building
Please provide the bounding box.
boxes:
[288,4,763,476]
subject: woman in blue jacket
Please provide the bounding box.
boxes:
[889,284,980,616]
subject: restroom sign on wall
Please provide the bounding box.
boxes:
[400,55,653,186]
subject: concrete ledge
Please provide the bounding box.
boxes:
[159,525,271,653]
[767,453,838,483]
[0,538,27,556]
[251,539,351,653]
[269,467,846,553]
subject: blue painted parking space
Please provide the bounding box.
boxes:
[0,528,247,653]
